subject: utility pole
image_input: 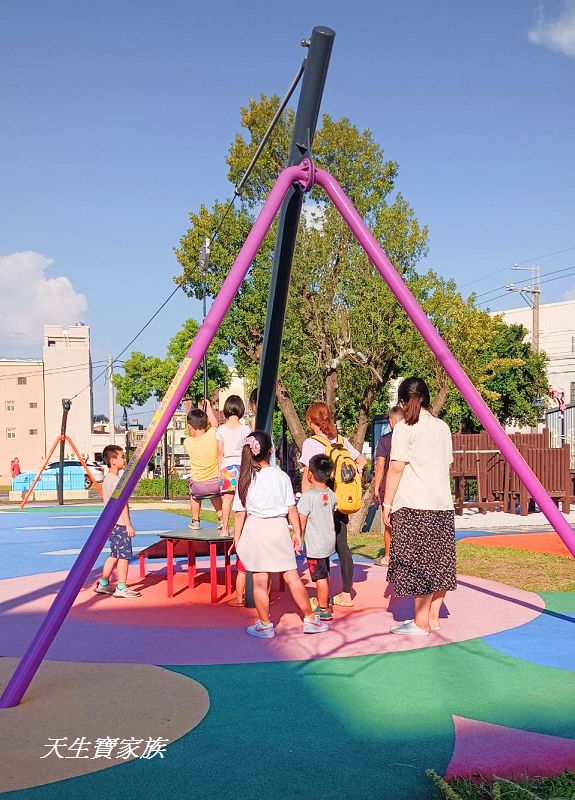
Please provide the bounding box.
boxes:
[506,265,541,433]
[506,265,541,352]
[107,356,116,444]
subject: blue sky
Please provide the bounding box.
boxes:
[1,0,574,416]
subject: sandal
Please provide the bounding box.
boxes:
[332,593,354,608]
[227,597,245,607]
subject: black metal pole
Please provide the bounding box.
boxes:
[245,27,335,611]
[255,25,335,434]
[163,429,169,501]
[58,400,71,506]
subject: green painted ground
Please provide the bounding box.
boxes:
[4,621,575,800]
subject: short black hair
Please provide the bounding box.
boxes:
[249,388,257,406]
[223,394,245,419]
[102,445,124,467]
[308,453,333,484]
[187,408,208,430]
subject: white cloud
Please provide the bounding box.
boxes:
[528,1,575,57]
[0,252,87,354]
[565,284,575,300]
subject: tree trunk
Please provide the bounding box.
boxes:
[347,478,377,537]
[275,378,307,450]
[325,369,338,416]
[432,384,450,415]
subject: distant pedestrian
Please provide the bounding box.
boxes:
[10,458,21,479]
[383,377,456,636]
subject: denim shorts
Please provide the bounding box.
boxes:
[108,525,133,560]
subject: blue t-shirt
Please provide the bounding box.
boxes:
[297,486,337,559]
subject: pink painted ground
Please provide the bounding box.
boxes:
[0,561,544,665]
[446,715,575,780]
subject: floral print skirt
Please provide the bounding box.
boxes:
[388,508,456,596]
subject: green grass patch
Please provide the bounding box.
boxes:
[160,507,220,524]
[157,512,575,592]
[349,531,575,593]
[428,768,575,799]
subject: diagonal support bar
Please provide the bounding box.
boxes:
[314,166,575,558]
[0,161,313,708]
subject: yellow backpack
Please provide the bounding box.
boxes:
[312,434,363,514]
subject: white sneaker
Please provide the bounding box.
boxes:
[390,620,429,636]
[303,614,329,634]
[188,519,201,530]
[113,586,141,598]
[393,618,441,631]
[246,620,275,639]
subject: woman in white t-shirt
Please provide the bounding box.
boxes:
[231,430,329,639]
[382,377,456,637]
[300,401,367,608]
[216,395,251,536]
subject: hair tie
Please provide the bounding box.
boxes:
[245,435,261,456]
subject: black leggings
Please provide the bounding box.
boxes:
[334,511,353,593]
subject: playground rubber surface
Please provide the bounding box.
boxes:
[0,506,574,799]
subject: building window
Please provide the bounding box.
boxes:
[6,428,16,439]
[571,382,575,406]
[29,402,38,409]
[29,429,38,436]
[17,377,27,385]
[5,401,15,413]
[47,340,56,347]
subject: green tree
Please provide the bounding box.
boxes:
[399,275,548,431]
[175,96,428,449]
[113,319,232,408]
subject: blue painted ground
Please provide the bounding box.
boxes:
[484,592,575,672]
[0,506,213,580]
[0,504,563,578]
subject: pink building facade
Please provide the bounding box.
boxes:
[0,359,46,483]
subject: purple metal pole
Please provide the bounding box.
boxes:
[314,166,575,558]
[0,161,313,708]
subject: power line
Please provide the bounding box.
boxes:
[0,360,108,383]
[460,245,575,290]
[71,283,184,401]
[71,63,307,405]
[475,263,575,304]
[475,262,575,300]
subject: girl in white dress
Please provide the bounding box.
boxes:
[231,430,330,639]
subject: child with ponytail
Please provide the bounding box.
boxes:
[230,430,330,639]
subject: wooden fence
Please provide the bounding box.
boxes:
[451,431,572,516]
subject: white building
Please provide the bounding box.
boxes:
[43,323,94,459]
[496,299,575,407]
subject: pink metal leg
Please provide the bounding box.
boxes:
[187,541,195,589]
[210,543,217,603]
[139,554,145,579]
[167,540,174,599]
[225,545,231,595]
